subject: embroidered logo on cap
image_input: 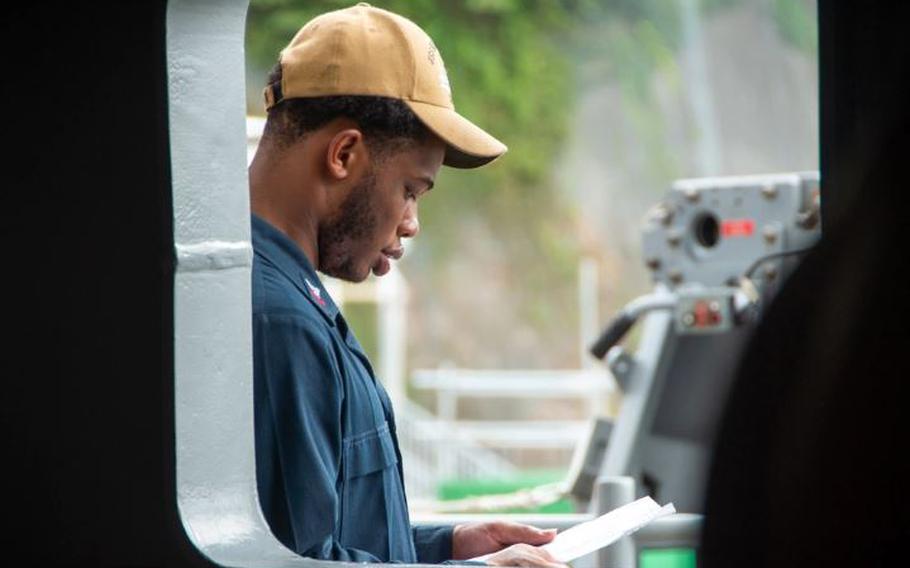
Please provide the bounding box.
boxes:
[304,278,327,307]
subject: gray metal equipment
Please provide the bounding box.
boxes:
[415,172,821,568]
[590,170,821,515]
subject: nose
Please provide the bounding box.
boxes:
[398,200,419,239]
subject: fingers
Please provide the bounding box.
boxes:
[486,543,568,568]
[490,521,558,545]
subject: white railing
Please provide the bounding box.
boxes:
[396,399,519,501]
[400,368,617,503]
[412,368,615,427]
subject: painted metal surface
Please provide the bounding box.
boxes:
[600,307,678,479]
[177,241,253,272]
[599,172,822,515]
[642,172,821,291]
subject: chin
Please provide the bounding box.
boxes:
[321,263,370,284]
[347,270,371,284]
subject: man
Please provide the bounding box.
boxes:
[248,4,567,567]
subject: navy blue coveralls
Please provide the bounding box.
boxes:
[251,215,452,563]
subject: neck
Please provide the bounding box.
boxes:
[248,145,321,266]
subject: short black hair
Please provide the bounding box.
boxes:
[262,63,432,158]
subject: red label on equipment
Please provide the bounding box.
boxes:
[721,218,755,238]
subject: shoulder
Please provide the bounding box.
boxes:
[252,251,320,323]
[251,304,341,383]
[251,257,335,354]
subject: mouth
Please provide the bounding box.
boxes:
[372,247,403,277]
[382,247,404,260]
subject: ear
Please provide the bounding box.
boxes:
[325,128,366,181]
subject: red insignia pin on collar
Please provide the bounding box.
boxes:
[304,278,327,307]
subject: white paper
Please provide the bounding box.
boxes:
[471,496,676,563]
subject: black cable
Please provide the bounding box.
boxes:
[742,246,816,278]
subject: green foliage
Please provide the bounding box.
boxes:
[699,0,744,14]
[773,0,817,55]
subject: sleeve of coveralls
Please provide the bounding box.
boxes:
[255,313,385,563]
[412,524,454,563]
[411,526,486,565]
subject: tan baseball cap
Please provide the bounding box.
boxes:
[263,2,507,169]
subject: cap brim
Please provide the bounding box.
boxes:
[406,101,507,169]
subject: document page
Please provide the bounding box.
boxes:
[471,496,676,563]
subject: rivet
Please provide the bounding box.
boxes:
[648,203,674,226]
[668,269,684,284]
[761,184,779,200]
[762,225,779,244]
[684,188,700,203]
[646,257,661,270]
[667,229,682,247]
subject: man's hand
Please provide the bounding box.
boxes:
[451,522,567,566]
[484,543,568,567]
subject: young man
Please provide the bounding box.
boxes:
[248,4,566,567]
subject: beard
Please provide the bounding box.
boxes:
[317,171,379,282]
